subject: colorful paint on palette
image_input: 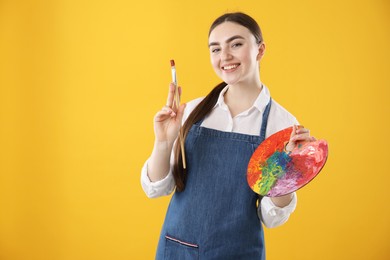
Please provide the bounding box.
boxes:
[247,127,328,197]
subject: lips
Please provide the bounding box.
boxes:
[222,63,240,71]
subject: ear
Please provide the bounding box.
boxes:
[257,42,266,61]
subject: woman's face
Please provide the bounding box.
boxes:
[208,22,264,86]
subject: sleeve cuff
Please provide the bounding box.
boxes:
[259,193,297,228]
[262,192,297,216]
[140,158,175,198]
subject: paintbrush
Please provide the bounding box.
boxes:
[170,60,186,169]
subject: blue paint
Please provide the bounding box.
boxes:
[258,151,292,194]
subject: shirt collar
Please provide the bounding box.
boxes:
[214,85,229,109]
[213,84,271,113]
[253,84,271,113]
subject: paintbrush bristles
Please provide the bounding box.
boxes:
[170,59,175,67]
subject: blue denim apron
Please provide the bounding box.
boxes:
[156,99,272,260]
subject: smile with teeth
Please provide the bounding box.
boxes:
[222,64,239,70]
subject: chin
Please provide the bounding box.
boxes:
[221,71,245,86]
[223,77,241,86]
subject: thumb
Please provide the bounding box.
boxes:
[289,125,297,144]
[285,125,297,152]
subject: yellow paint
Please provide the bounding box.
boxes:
[253,180,262,194]
[1,0,389,259]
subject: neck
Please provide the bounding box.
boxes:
[225,78,263,103]
[224,78,263,117]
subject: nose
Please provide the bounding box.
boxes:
[220,48,232,61]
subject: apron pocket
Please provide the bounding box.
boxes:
[164,234,199,259]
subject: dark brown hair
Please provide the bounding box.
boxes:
[173,12,263,192]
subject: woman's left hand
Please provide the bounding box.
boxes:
[285,125,316,152]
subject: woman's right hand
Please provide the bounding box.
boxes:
[153,83,186,145]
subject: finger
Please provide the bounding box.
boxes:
[175,103,186,123]
[154,111,171,122]
[291,133,312,142]
[155,108,176,121]
[165,83,176,108]
[157,108,175,117]
[164,106,177,118]
[173,85,182,110]
[296,128,310,134]
[176,86,182,105]
[162,105,174,112]
[290,125,297,140]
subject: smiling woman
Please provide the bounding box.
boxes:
[208,23,264,89]
[141,12,315,259]
[1,0,389,259]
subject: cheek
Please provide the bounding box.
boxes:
[241,54,257,70]
[210,57,220,70]
[241,47,258,62]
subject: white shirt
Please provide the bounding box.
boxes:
[141,84,299,228]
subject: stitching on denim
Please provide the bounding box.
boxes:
[165,235,199,248]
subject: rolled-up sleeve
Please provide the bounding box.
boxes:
[140,158,176,198]
[259,193,297,228]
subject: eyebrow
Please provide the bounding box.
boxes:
[208,35,245,47]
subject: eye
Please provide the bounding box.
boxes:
[232,42,243,48]
[211,48,220,53]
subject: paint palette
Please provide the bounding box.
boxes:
[247,127,328,197]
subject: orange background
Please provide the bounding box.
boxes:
[1,0,389,259]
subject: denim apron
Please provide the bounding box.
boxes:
[156,99,272,260]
